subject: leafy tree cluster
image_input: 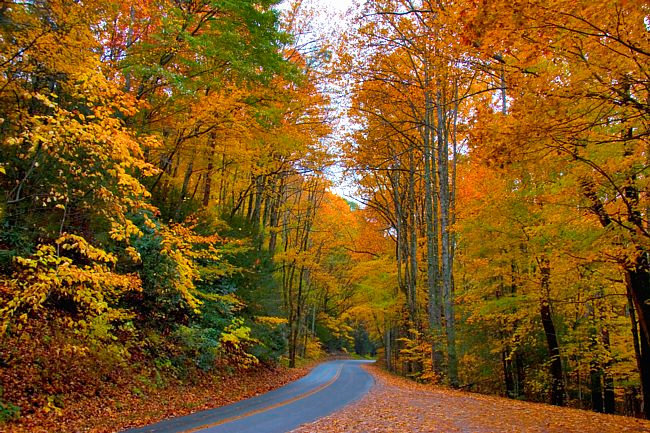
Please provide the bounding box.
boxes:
[337,0,650,419]
[0,0,331,422]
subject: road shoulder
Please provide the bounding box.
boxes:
[294,364,650,433]
[5,365,309,433]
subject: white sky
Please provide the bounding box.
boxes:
[311,0,354,12]
[307,0,360,203]
[276,0,363,204]
[278,0,355,14]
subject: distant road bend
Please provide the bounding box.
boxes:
[123,360,374,433]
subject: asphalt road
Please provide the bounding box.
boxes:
[122,360,375,433]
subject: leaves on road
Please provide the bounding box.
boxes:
[295,366,650,433]
[5,366,308,433]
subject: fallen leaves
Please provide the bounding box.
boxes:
[4,365,308,433]
[294,365,650,433]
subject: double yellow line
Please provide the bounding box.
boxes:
[180,365,344,433]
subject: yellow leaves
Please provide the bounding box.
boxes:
[7,64,162,257]
[255,316,289,326]
[125,246,141,263]
[42,396,63,416]
[32,93,58,109]
[57,234,117,264]
[318,312,355,343]
[219,318,259,369]
[397,328,439,383]
[110,219,144,243]
[143,214,158,230]
[155,221,230,313]
[304,336,325,359]
[0,236,142,335]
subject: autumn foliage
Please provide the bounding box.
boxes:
[1,0,649,429]
[334,0,650,421]
[0,0,333,429]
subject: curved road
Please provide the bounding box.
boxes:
[123,360,374,433]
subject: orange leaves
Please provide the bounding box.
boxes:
[1,346,308,433]
[297,365,650,433]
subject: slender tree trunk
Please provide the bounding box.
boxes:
[437,90,458,387]
[218,143,228,207]
[202,134,216,207]
[628,287,650,419]
[284,180,324,368]
[252,174,265,247]
[582,177,650,417]
[641,330,650,419]
[620,86,650,350]
[602,326,616,414]
[627,256,650,349]
[268,177,284,256]
[515,352,524,398]
[391,158,405,296]
[407,148,418,326]
[246,175,255,221]
[174,159,193,220]
[502,350,516,398]
[539,257,565,406]
[591,367,604,413]
[423,89,443,373]
[590,311,604,413]
[189,173,202,202]
[290,265,306,367]
[385,325,392,371]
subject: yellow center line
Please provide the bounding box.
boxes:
[179,365,344,433]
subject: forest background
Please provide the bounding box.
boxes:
[1,0,649,429]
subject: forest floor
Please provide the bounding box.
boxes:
[4,364,309,433]
[294,365,650,433]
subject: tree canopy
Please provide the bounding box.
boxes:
[1,0,649,428]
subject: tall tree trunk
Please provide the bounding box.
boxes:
[202,134,216,208]
[268,176,285,257]
[217,141,229,208]
[174,159,193,220]
[539,257,565,406]
[385,324,392,371]
[627,255,650,349]
[252,174,265,247]
[284,180,323,368]
[423,89,443,373]
[515,351,524,398]
[602,326,616,414]
[391,157,406,296]
[437,90,458,387]
[189,173,202,202]
[252,175,264,225]
[582,177,650,417]
[590,312,604,413]
[502,346,516,398]
[641,330,650,419]
[290,265,306,368]
[407,147,418,326]
[628,287,650,419]
[591,367,604,413]
[246,175,255,221]
[620,85,650,350]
